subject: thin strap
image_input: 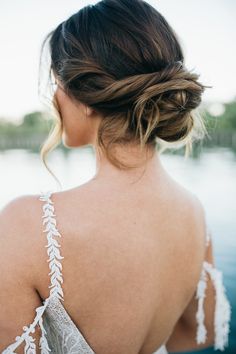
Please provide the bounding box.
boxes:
[2,191,60,353]
[204,262,231,349]
[195,219,231,350]
[39,190,65,302]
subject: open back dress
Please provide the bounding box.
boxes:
[2,190,231,354]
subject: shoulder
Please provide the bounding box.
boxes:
[0,193,47,287]
[0,193,43,240]
[169,181,208,259]
[182,191,209,267]
[171,179,207,230]
[0,192,42,219]
[188,192,208,235]
[0,194,49,349]
[184,188,208,240]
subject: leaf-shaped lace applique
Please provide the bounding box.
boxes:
[195,261,231,350]
[2,300,50,354]
[38,316,51,353]
[2,191,65,353]
[24,334,36,354]
[40,191,65,302]
[43,216,57,226]
[204,261,231,350]
[195,264,208,343]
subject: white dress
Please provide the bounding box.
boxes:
[2,190,231,354]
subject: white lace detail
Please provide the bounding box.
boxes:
[41,191,64,302]
[195,226,231,350]
[196,264,208,343]
[195,225,212,343]
[2,191,231,353]
[196,261,231,350]
[38,312,52,354]
[42,296,95,353]
[2,190,63,354]
[204,262,231,350]
[3,190,97,353]
[2,298,51,353]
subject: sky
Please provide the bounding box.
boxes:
[0,0,235,121]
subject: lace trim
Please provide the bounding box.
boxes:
[38,311,52,353]
[196,261,231,350]
[195,223,212,343]
[195,227,212,343]
[40,190,64,302]
[2,190,63,353]
[2,299,50,353]
[196,263,208,343]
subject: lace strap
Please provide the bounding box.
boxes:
[204,262,231,349]
[195,223,231,350]
[39,190,64,302]
[1,191,61,353]
[195,206,231,349]
[2,299,51,354]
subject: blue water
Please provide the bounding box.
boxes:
[0,146,235,352]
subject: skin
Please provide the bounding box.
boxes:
[0,83,216,353]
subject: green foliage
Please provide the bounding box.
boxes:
[221,100,236,129]
[0,111,53,133]
[205,99,236,131]
[22,111,45,128]
[0,98,236,150]
[20,111,54,132]
[0,111,54,149]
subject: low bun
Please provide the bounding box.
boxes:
[131,60,208,144]
[40,0,211,175]
[62,60,208,148]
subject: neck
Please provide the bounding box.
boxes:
[91,143,166,187]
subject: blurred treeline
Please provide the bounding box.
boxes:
[0,98,236,152]
[0,111,54,151]
[203,98,236,150]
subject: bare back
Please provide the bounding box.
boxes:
[36,174,206,354]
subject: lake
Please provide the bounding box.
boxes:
[0,145,235,353]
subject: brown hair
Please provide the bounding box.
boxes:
[39,0,210,183]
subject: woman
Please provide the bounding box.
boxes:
[0,0,231,353]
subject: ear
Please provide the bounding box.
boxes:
[85,105,95,117]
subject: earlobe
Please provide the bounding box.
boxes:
[85,106,94,117]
